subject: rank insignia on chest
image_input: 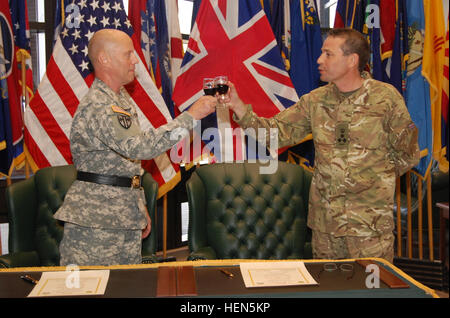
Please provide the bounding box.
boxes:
[335,122,349,146]
[111,105,132,129]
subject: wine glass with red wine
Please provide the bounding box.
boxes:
[214,75,229,108]
[203,78,216,96]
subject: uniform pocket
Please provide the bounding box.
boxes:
[350,104,388,150]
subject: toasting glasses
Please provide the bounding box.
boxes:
[203,76,229,108]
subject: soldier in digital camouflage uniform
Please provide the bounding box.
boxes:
[54,29,216,266]
[226,28,420,262]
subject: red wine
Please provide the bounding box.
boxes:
[216,84,229,95]
[204,88,217,96]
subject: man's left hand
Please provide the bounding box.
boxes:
[142,208,151,239]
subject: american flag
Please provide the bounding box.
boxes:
[24,0,179,196]
[172,0,298,162]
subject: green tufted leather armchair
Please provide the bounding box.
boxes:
[186,161,313,260]
[0,165,159,268]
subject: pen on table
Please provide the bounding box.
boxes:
[20,275,39,285]
[219,269,234,278]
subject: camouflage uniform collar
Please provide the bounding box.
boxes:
[328,71,372,103]
[93,78,128,102]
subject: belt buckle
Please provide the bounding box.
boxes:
[131,175,141,189]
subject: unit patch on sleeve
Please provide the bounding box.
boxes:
[111,105,132,129]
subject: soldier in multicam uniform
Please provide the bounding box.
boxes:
[54,29,216,266]
[226,28,420,262]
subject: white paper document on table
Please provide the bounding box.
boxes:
[27,270,110,297]
[240,261,318,288]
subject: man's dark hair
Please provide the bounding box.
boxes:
[327,28,370,72]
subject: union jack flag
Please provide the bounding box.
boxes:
[24,0,178,196]
[172,0,298,162]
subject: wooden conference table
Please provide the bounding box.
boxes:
[0,258,439,298]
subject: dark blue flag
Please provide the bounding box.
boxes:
[289,0,322,98]
[1,0,30,175]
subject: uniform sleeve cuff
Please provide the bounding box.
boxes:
[175,111,196,130]
[232,104,253,127]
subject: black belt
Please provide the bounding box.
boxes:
[77,171,142,188]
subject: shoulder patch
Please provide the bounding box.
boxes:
[111,105,131,117]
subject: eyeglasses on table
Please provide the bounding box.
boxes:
[317,262,355,280]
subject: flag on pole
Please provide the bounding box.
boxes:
[10,0,33,101]
[289,0,322,98]
[24,0,179,197]
[128,0,183,119]
[440,13,449,171]
[376,0,408,94]
[334,0,366,30]
[261,0,290,70]
[279,0,322,169]
[164,0,184,93]
[333,0,354,28]
[422,0,446,171]
[10,0,33,169]
[404,0,433,177]
[379,0,396,61]
[172,0,298,163]
[0,0,26,175]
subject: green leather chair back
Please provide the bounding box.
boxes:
[34,165,76,266]
[186,161,312,260]
[2,165,158,267]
